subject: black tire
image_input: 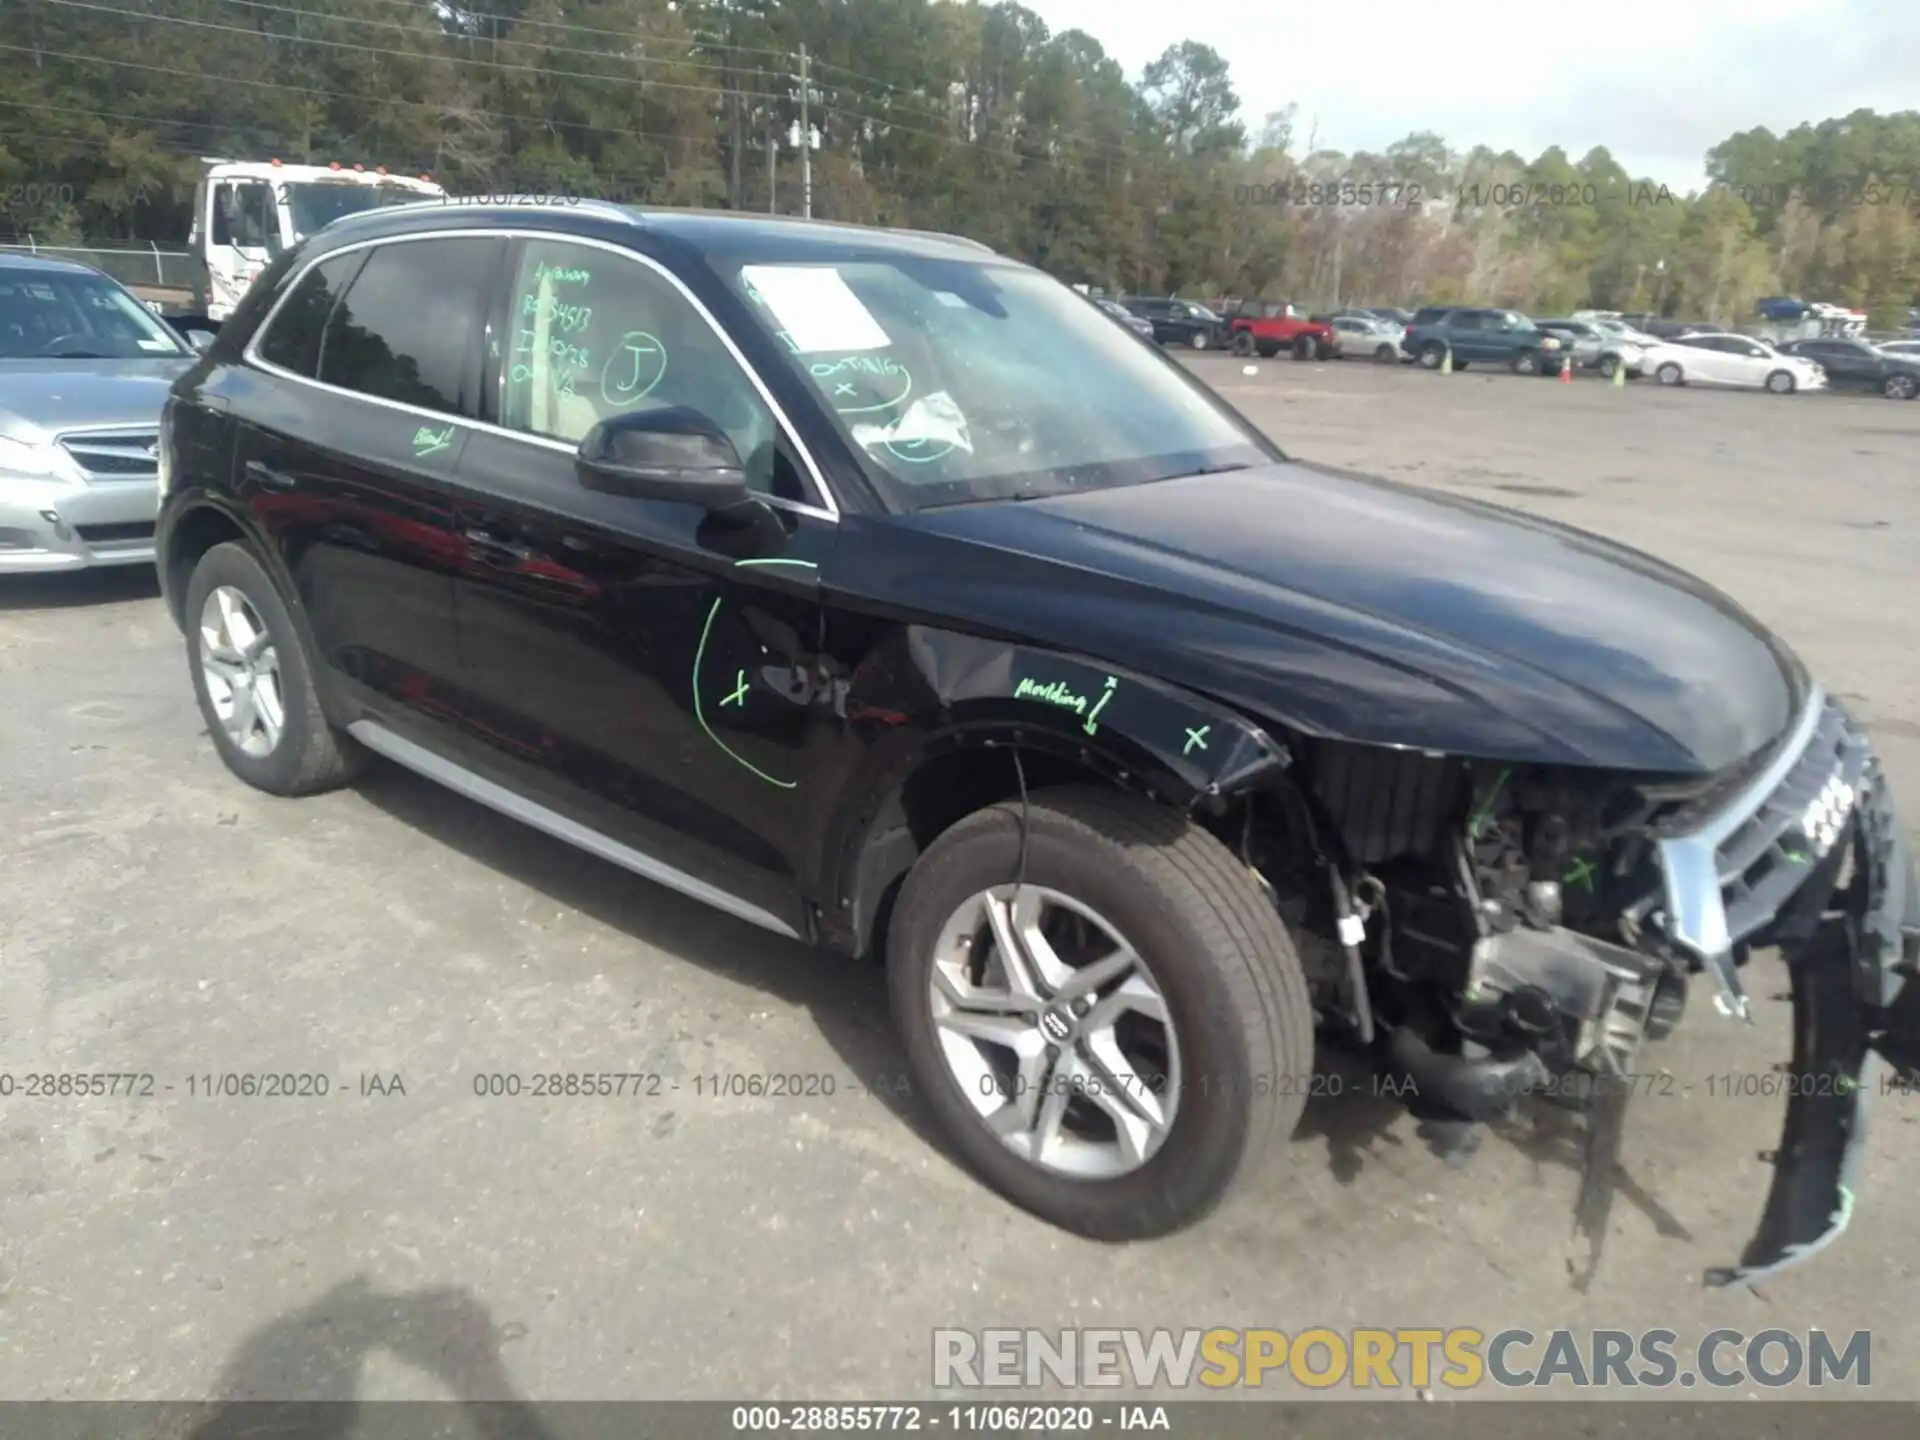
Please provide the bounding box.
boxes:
[1512,349,1539,375]
[183,541,365,797]
[1289,335,1312,361]
[1882,373,1917,399]
[886,787,1314,1241]
[1765,369,1795,394]
[1374,343,1398,363]
[1418,342,1447,370]
[1655,361,1684,386]
[1231,329,1256,357]
[1597,353,1620,379]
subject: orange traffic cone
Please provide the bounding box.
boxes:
[1559,361,1572,384]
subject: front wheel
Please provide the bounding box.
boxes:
[1656,361,1685,386]
[1231,329,1256,356]
[184,541,365,796]
[1883,373,1917,399]
[1375,344,1398,363]
[886,788,1314,1240]
[1765,369,1796,394]
[1188,329,1210,351]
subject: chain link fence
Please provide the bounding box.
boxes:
[0,240,198,301]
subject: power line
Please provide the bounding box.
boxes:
[0,46,730,155]
[31,0,789,106]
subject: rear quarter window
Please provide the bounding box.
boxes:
[255,252,362,378]
[316,237,501,416]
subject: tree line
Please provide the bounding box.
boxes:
[2,0,1917,327]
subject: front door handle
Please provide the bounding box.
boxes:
[462,527,536,563]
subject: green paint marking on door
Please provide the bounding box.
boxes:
[722,670,749,707]
[691,596,797,790]
[411,424,455,457]
[1563,855,1598,891]
[1082,676,1118,735]
[1183,724,1210,755]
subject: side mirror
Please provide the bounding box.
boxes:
[575,406,752,511]
[186,329,216,354]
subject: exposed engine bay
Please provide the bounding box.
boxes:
[1214,691,1920,1289]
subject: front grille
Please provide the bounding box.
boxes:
[1654,686,1868,959]
[56,429,159,482]
[74,521,155,544]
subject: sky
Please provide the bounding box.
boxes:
[1016,0,1920,194]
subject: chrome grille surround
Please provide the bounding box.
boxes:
[55,427,161,483]
[1654,684,1872,1011]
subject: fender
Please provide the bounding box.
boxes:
[817,625,1292,956]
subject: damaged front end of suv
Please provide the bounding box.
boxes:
[1232,693,1920,1287]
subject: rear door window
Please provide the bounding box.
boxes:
[317,237,502,416]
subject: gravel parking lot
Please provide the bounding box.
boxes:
[2,356,1916,1406]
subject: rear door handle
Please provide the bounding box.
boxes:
[244,459,296,490]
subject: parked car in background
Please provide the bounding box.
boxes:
[0,253,198,572]
[1092,296,1157,341]
[1776,338,1920,399]
[1124,297,1230,351]
[1228,301,1340,359]
[1328,313,1404,362]
[1402,308,1567,375]
[1880,339,1920,359]
[1641,319,1717,340]
[1536,317,1671,380]
[1588,320,1697,380]
[1364,306,1414,327]
[1656,333,1826,393]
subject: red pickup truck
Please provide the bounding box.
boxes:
[1228,301,1341,360]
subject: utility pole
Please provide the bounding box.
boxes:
[798,44,812,220]
[768,133,777,214]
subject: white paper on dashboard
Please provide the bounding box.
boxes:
[851,392,973,453]
[739,265,891,353]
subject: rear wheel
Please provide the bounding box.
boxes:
[1418,342,1447,370]
[1882,373,1917,399]
[1598,353,1620,379]
[1766,369,1796,394]
[184,541,365,796]
[886,787,1314,1240]
[1188,329,1210,351]
[1512,349,1540,375]
[1656,361,1684,386]
[1231,329,1255,356]
[1374,343,1398,363]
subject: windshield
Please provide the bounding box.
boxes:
[0,267,189,360]
[285,182,431,239]
[729,258,1272,510]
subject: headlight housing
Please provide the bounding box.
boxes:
[156,403,175,500]
[1540,337,1561,349]
[0,433,65,481]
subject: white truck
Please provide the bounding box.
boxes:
[187,158,448,321]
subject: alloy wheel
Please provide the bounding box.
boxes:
[926,883,1181,1179]
[198,585,286,758]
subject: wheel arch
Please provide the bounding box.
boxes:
[817,641,1292,962]
[159,498,253,632]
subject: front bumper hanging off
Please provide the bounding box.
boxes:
[1698,735,1920,1287]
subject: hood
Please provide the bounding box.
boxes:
[906,462,1800,774]
[0,358,190,440]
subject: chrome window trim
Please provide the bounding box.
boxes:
[1655,682,1828,963]
[241,226,840,523]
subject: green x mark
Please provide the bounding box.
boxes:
[1564,856,1598,892]
[721,669,749,707]
[1183,725,1210,755]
